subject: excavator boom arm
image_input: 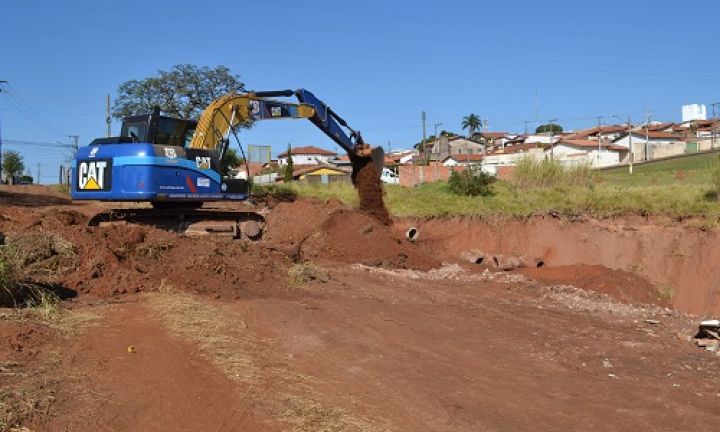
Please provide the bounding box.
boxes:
[188,88,384,172]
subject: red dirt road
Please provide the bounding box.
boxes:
[44,302,278,432]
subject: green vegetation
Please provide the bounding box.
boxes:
[113,64,245,120]
[221,148,243,177]
[284,144,294,183]
[2,150,25,180]
[536,123,563,134]
[448,169,496,196]
[461,113,482,137]
[513,157,594,188]
[285,152,720,218]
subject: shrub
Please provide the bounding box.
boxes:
[0,255,18,299]
[447,168,496,197]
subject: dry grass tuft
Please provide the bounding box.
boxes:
[0,305,97,431]
[275,393,386,432]
[0,355,61,432]
[288,263,329,286]
[146,283,258,381]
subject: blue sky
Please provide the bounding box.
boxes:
[1,0,719,183]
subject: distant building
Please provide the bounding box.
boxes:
[442,153,484,166]
[682,104,707,122]
[291,165,351,183]
[612,130,685,161]
[277,146,336,166]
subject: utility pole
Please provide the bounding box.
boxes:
[549,118,557,160]
[597,116,603,168]
[613,115,633,174]
[629,115,633,173]
[712,102,719,150]
[106,94,112,137]
[37,163,40,185]
[0,80,7,182]
[524,120,531,135]
[644,107,652,161]
[433,122,442,152]
[69,135,79,154]
[433,122,442,178]
[421,111,427,156]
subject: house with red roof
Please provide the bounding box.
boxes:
[277,145,337,166]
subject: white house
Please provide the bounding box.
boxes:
[277,146,337,166]
[443,153,484,167]
[612,131,685,161]
[387,149,417,164]
[549,139,624,168]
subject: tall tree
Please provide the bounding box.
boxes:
[536,123,563,134]
[284,144,294,183]
[461,114,482,137]
[1,151,24,180]
[112,64,245,120]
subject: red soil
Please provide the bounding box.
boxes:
[351,157,391,225]
[2,185,720,431]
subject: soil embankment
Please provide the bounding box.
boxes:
[399,216,720,315]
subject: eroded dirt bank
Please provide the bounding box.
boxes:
[399,215,720,315]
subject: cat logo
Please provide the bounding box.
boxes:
[195,156,211,170]
[77,159,112,191]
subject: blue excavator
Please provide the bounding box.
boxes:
[71,89,385,237]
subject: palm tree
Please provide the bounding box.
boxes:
[461,114,482,138]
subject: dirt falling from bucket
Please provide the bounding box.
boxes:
[352,157,391,225]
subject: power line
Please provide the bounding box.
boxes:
[0,84,69,138]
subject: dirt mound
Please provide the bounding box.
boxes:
[351,157,390,225]
[28,209,87,228]
[520,264,670,307]
[267,199,440,270]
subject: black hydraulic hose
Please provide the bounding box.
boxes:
[252,90,294,98]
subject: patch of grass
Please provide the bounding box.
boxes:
[513,157,595,188]
[288,263,329,286]
[294,179,720,218]
[291,153,720,218]
[0,355,61,432]
[658,287,675,302]
[147,283,259,381]
[275,393,385,432]
[0,233,79,308]
[52,183,70,195]
[3,233,78,279]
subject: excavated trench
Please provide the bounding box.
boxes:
[397,216,720,315]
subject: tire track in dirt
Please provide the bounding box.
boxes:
[145,288,392,432]
[46,300,277,432]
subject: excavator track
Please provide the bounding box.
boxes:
[88,208,266,240]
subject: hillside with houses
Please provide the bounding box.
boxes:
[247,110,720,186]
